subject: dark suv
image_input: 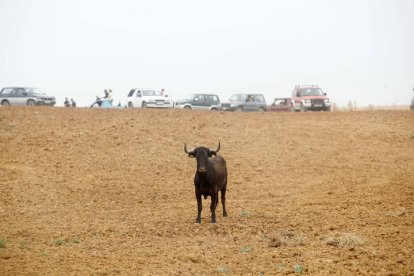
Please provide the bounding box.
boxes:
[174,93,221,111]
[221,94,267,112]
[0,87,56,106]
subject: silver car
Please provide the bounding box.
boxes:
[0,87,56,106]
[174,93,221,111]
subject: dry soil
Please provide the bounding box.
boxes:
[0,107,413,275]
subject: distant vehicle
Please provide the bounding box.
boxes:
[0,87,56,106]
[268,98,292,112]
[175,93,221,111]
[126,88,173,108]
[291,85,330,112]
[220,93,267,112]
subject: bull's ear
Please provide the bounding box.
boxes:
[208,150,216,157]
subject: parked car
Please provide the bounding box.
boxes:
[126,88,173,108]
[174,93,221,111]
[268,98,292,112]
[221,93,267,112]
[291,85,330,112]
[0,87,56,106]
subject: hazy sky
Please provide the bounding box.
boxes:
[1,0,413,107]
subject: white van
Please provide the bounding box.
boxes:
[126,88,173,108]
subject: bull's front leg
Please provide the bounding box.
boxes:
[195,190,202,223]
[210,193,218,223]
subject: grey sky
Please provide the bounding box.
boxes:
[1,0,413,107]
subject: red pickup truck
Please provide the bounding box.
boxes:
[291,85,331,112]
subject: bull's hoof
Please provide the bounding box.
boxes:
[223,211,228,217]
[196,218,201,223]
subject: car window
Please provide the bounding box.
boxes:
[194,95,204,103]
[254,95,265,102]
[204,95,218,104]
[299,88,323,96]
[24,88,42,95]
[274,99,287,105]
[0,88,14,95]
[136,90,142,97]
[246,95,254,102]
[128,89,135,97]
[142,90,161,96]
[229,94,245,102]
[16,88,26,96]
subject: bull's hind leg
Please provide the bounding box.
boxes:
[221,183,228,217]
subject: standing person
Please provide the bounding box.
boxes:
[107,89,113,104]
[64,97,70,107]
[70,98,76,107]
[102,90,109,101]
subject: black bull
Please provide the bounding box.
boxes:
[184,142,228,223]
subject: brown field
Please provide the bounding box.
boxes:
[0,107,413,275]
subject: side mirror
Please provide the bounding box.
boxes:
[323,93,327,96]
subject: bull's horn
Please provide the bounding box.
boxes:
[184,142,194,154]
[210,141,221,154]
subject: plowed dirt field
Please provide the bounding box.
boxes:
[0,107,413,275]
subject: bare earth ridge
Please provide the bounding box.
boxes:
[0,107,413,275]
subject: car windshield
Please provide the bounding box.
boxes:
[299,88,323,96]
[24,88,44,95]
[181,94,196,101]
[229,94,246,102]
[142,90,161,96]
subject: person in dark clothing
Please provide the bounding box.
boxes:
[70,98,76,107]
[64,97,71,107]
[90,96,103,107]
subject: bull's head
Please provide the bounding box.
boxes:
[184,142,220,174]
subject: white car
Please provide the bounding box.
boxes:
[126,88,173,108]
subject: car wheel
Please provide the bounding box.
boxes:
[1,100,10,106]
[325,107,331,112]
[210,107,218,111]
[27,100,35,106]
[300,103,306,112]
[142,102,147,108]
[183,106,192,110]
[235,107,243,112]
[258,107,265,112]
[128,102,133,108]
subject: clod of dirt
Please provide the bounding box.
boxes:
[385,207,407,217]
[267,230,305,247]
[324,232,363,248]
[269,237,282,248]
